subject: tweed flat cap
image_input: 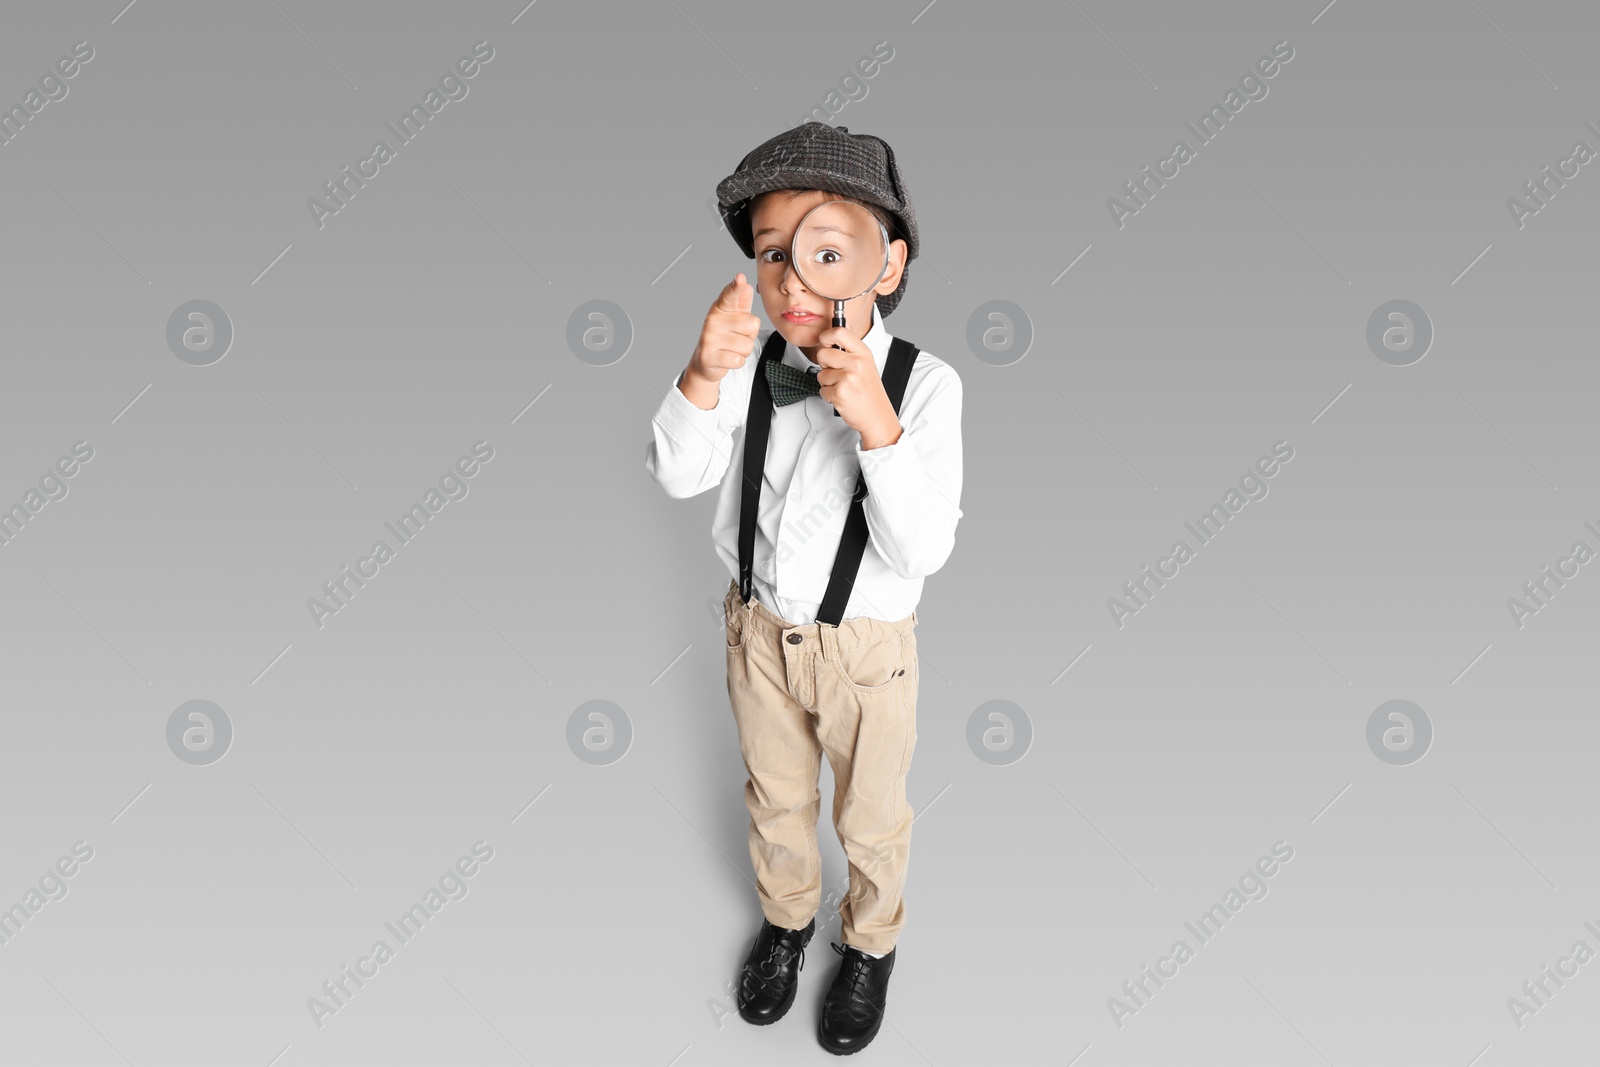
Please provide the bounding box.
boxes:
[716,121,918,317]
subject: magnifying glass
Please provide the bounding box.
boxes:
[790,200,891,416]
[792,199,891,334]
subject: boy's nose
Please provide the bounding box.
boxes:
[780,259,808,294]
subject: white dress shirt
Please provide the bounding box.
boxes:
[645,301,963,625]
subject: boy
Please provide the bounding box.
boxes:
[644,121,963,1055]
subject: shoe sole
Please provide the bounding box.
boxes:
[817,1013,884,1055]
[737,988,797,1026]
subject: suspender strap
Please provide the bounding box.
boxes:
[737,330,787,606]
[737,332,923,626]
[816,335,919,625]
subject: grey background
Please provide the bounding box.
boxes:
[1,0,1597,1064]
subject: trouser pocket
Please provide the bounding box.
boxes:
[830,632,911,693]
[724,583,746,652]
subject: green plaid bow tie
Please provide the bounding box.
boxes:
[764,359,824,407]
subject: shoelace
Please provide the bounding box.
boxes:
[744,933,806,993]
[823,942,880,1021]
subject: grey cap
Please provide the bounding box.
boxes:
[715,121,918,317]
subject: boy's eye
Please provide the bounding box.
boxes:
[812,249,841,265]
[759,249,786,263]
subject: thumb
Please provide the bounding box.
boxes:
[712,271,754,315]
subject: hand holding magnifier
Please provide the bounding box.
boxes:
[790,200,891,417]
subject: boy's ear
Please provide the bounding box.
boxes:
[875,237,909,296]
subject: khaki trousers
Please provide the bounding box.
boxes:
[721,577,920,956]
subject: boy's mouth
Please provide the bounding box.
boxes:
[782,308,823,323]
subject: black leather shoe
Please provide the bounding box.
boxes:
[737,917,815,1025]
[817,941,895,1055]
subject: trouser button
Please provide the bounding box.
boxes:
[786,633,802,644]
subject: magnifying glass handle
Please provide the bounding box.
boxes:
[831,299,847,416]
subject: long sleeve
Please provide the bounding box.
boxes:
[643,335,759,499]
[854,363,964,579]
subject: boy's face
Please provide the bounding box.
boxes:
[749,189,908,362]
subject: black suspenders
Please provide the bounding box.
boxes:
[737,330,922,627]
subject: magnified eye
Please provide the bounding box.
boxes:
[812,248,841,265]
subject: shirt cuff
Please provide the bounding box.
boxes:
[656,371,723,446]
[856,427,927,504]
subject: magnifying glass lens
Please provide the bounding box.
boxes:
[787,200,892,418]
[791,200,890,305]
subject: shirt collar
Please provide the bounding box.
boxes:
[782,301,890,376]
